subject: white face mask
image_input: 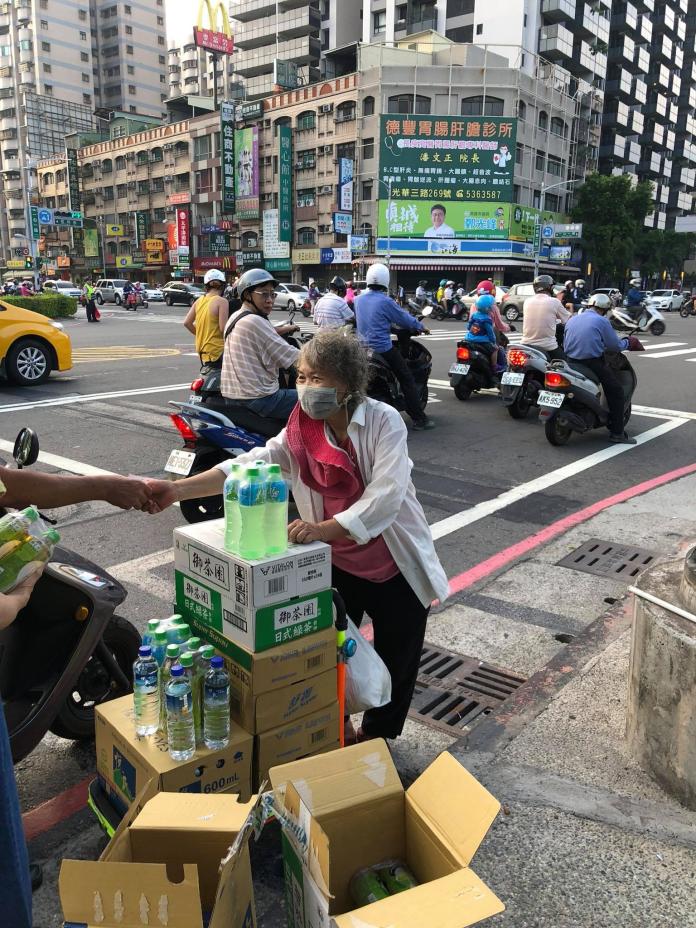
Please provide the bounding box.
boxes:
[297,385,347,420]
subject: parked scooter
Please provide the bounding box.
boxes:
[537,339,644,445]
[1,428,139,763]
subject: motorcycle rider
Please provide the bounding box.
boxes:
[221,268,300,420]
[443,280,455,315]
[415,279,428,305]
[183,268,229,368]
[313,275,355,329]
[563,292,638,445]
[560,279,574,310]
[521,274,571,360]
[466,293,499,376]
[625,277,644,321]
[355,263,434,430]
[571,278,589,310]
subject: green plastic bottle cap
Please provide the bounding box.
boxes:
[154,631,168,645]
[187,637,202,651]
[245,467,260,477]
[44,528,61,544]
[169,614,182,623]
[175,623,191,638]
[147,619,160,631]
[200,645,215,659]
[267,464,282,476]
[230,462,242,474]
[165,644,180,658]
[24,507,39,522]
[179,652,194,667]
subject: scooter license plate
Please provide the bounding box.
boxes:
[501,371,525,386]
[188,392,202,404]
[537,391,564,408]
[449,363,470,375]
[165,449,196,476]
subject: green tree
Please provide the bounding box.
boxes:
[571,174,653,283]
[635,229,695,283]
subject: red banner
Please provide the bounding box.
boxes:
[176,208,190,249]
[167,223,177,250]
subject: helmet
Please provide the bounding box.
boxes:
[565,279,573,288]
[533,274,554,294]
[447,280,455,286]
[630,278,641,287]
[366,263,390,289]
[588,293,611,312]
[237,268,278,300]
[476,294,496,311]
[439,279,447,287]
[575,278,585,287]
[476,279,495,294]
[419,279,428,287]
[203,268,226,286]
[329,275,347,295]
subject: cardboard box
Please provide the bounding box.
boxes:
[269,740,505,928]
[254,700,340,790]
[95,695,253,814]
[60,791,258,928]
[174,520,333,652]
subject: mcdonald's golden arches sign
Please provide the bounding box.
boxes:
[194,0,234,55]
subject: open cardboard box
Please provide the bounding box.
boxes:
[269,740,504,928]
[60,790,259,928]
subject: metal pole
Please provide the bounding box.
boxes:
[386,178,392,268]
[213,53,219,110]
[534,182,545,278]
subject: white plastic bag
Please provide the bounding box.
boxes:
[345,617,392,714]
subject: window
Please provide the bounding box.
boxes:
[296,188,315,208]
[517,100,526,120]
[124,3,131,11]
[297,227,316,245]
[513,184,520,204]
[195,168,213,193]
[43,64,52,73]
[335,101,356,122]
[296,110,316,130]
[515,143,523,165]
[361,180,373,201]
[447,0,474,13]
[103,187,114,201]
[39,0,47,7]
[81,72,90,82]
[137,150,149,164]
[82,93,91,105]
[533,189,541,208]
[396,3,407,21]
[150,147,163,162]
[157,15,163,25]
[151,177,164,193]
[81,51,89,61]
[447,24,473,42]
[362,137,374,159]
[545,193,561,211]
[137,180,148,195]
[476,23,483,34]
[102,159,113,173]
[547,156,563,177]
[550,116,567,138]
[193,135,212,160]
[126,45,133,55]
[116,184,127,197]
[387,94,431,114]
[538,110,548,130]
[160,74,165,83]
[125,25,132,34]
[535,150,545,171]
[79,8,87,19]
[363,96,375,117]
[80,31,86,40]
[40,19,48,29]
[128,84,136,95]
[41,41,50,52]
[274,116,291,136]
[373,11,386,34]
[115,155,126,170]
[127,65,134,74]
[159,55,165,64]
[461,95,504,116]
[158,36,165,45]
[153,207,165,222]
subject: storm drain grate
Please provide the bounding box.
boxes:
[408,643,525,735]
[556,538,656,579]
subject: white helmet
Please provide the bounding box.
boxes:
[204,268,226,286]
[366,263,390,289]
[588,293,611,311]
[630,278,641,287]
[575,278,585,287]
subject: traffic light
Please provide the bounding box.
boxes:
[24,257,33,270]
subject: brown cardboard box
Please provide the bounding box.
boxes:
[254,700,340,790]
[59,791,258,928]
[269,740,505,928]
[95,694,253,812]
[226,626,337,733]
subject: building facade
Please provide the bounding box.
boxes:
[168,40,243,103]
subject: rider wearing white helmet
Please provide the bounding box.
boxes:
[625,277,644,320]
[571,278,589,309]
[355,263,435,429]
[183,268,229,367]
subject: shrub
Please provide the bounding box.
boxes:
[1,294,77,318]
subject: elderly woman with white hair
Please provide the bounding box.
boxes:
[145,330,449,744]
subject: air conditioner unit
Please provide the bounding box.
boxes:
[332,159,339,164]
[126,152,135,159]
[323,145,333,154]
[163,143,174,150]
[320,184,333,194]
[164,175,174,181]
[319,224,332,233]
[320,104,333,113]
[127,181,136,189]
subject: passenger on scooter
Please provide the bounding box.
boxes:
[521,274,570,360]
[355,263,435,430]
[221,268,301,420]
[625,278,644,321]
[563,292,637,445]
[466,294,499,376]
[183,268,229,368]
[313,276,355,329]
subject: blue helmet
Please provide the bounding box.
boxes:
[476,294,496,311]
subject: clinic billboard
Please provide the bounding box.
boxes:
[234,126,259,219]
[379,115,517,208]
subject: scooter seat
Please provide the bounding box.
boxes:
[566,360,601,384]
[203,397,285,438]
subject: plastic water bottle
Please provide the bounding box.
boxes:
[238,467,266,559]
[0,505,39,545]
[152,630,168,667]
[265,464,289,556]
[223,462,243,554]
[254,460,269,482]
[165,665,195,761]
[159,644,180,732]
[197,644,214,678]
[142,619,161,649]
[180,651,203,744]
[186,636,202,656]
[172,623,191,647]
[203,656,230,750]
[133,646,160,736]
[160,613,183,643]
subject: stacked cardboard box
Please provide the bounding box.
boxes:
[173,520,341,789]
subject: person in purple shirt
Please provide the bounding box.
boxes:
[563,292,637,444]
[355,263,434,430]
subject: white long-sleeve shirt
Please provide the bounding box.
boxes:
[312,293,354,328]
[217,398,449,607]
[521,294,571,350]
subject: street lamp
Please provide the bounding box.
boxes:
[534,177,584,278]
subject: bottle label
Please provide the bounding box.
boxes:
[166,692,193,714]
[267,483,287,503]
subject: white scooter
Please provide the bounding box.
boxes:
[608,303,665,336]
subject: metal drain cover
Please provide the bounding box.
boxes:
[408,643,525,735]
[556,538,656,579]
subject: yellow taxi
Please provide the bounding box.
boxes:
[0,299,72,385]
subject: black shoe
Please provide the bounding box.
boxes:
[412,418,435,430]
[30,862,43,892]
[610,431,637,445]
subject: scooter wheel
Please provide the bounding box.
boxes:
[507,395,531,419]
[649,320,666,335]
[454,381,472,401]
[544,416,572,446]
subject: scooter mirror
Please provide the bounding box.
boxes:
[421,306,433,317]
[13,427,39,469]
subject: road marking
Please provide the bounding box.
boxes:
[0,382,190,413]
[640,342,686,351]
[0,439,115,476]
[429,417,686,540]
[640,347,696,359]
[72,347,181,363]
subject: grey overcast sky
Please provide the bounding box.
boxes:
[166,0,198,45]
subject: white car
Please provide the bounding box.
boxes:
[43,280,82,299]
[274,283,309,311]
[646,289,684,312]
[135,283,163,302]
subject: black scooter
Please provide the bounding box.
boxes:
[1,429,140,763]
[367,309,433,410]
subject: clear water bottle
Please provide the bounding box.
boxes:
[223,462,243,554]
[203,656,230,750]
[165,665,195,761]
[180,651,203,744]
[133,646,160,736]
[197,644,215,678]
[160,613,183,644]
[238,467,266,559]
[159,643,180,732]
[265,464,289,556]
[186,636,202,656]
[142,618,161,649]
[172,623,191,647]
[152,630,168,667]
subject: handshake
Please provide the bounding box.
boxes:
[94,475,180,514]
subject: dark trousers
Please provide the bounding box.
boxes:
[86,299,97,322]
[546,346,565,361]
[333,566,429,739]
[0,703,31,928]
[568,355,625,435]
[379,346,425,424]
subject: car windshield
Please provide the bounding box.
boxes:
[285,285,307,293]
[651,290,671,297]
[113,280,127,288]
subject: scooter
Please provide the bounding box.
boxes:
[537,340,644,446]
[1,428,139,763]
[449,338,507,401]
[430,297,466,321]
[501,323,564,419]
[300,297,312,317]
[608,303,665,336]
[680,299,696,319]
[367,311,433,410]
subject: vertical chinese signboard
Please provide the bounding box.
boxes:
[278,125,292,243]
[66,148,81,210]
[234,126,259,219]
[220,101,235,215]
[338,158,353,211]
[135,211,150,246]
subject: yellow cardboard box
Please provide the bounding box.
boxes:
[254,700,340,790]
[95,694,253,813]
[269,740,505,928]
[59,791,258,928]
[234,666,337,734]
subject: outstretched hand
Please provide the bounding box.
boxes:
[141,478,179,514]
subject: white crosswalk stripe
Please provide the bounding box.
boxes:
[640,342,686,351]
[638,347,696,359]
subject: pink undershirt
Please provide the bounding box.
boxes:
[322,436,399,583]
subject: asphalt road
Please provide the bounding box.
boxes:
[6,301,696,925]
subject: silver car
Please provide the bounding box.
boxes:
[274,283,309,311]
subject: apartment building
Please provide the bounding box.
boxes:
[168,40,243,102]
